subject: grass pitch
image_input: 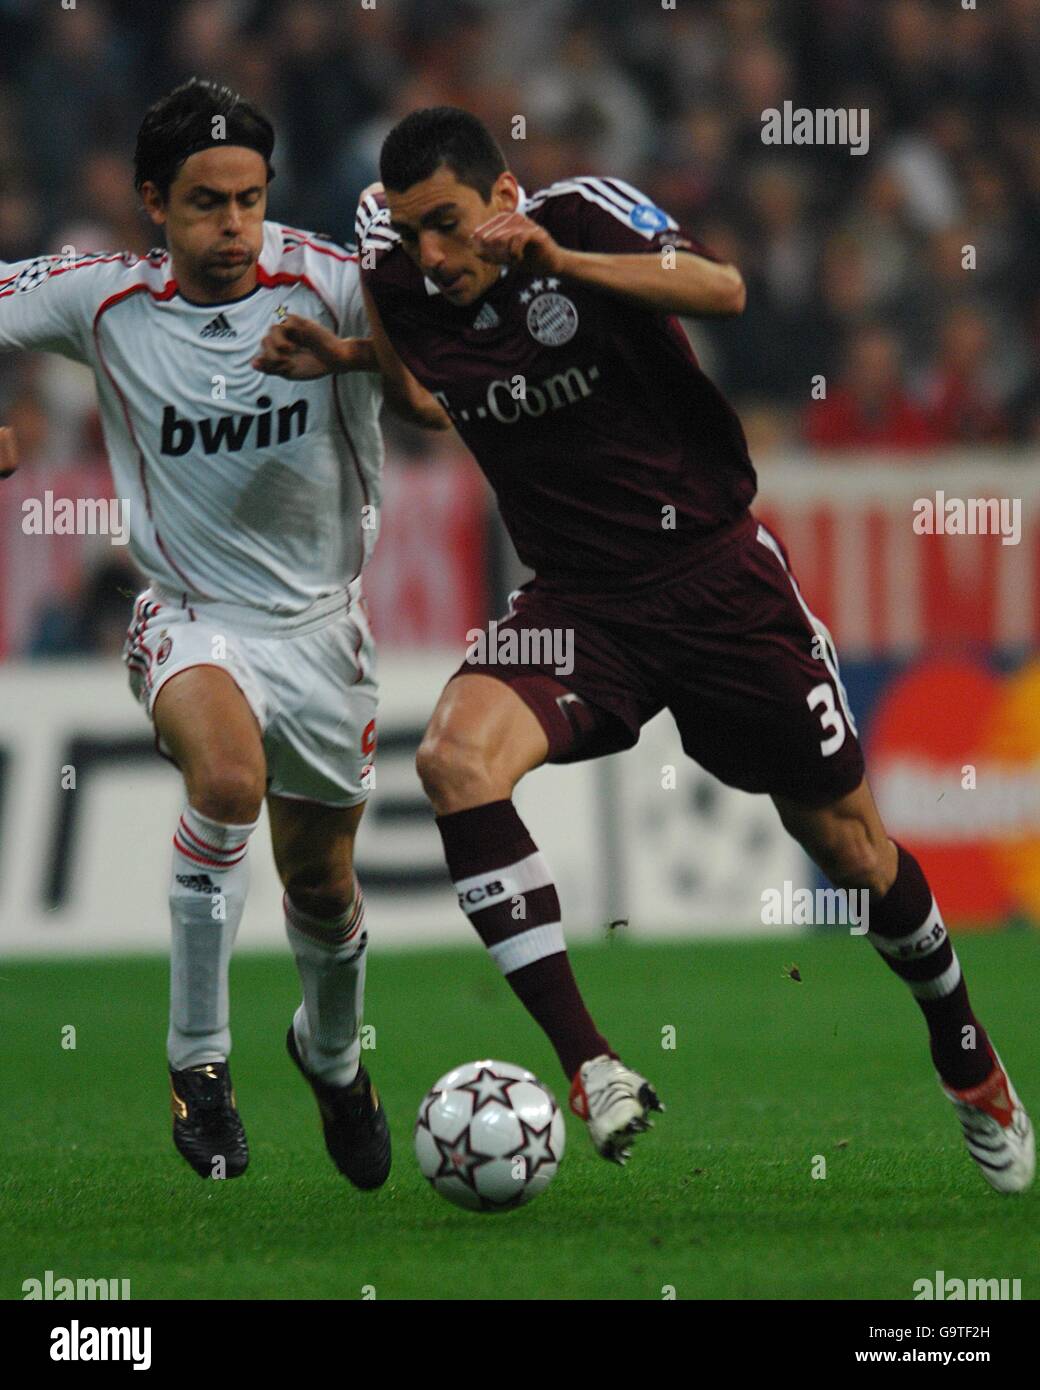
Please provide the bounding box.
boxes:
[3,931,1037,1300]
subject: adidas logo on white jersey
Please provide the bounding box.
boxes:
[200,312,237,339]
[472,301,500,330]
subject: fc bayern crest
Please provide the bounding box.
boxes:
[156,634,173,665]
[527,292,578,347]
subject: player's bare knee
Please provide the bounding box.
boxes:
[285,871,356,920]
[415,733,496,812]
[188,765,265,825]
[812,820,885,891]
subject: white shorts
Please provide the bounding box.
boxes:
[122,584,378,807]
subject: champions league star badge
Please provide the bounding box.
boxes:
[525,283,579,347]
[14,257,60,294]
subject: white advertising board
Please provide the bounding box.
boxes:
[0,656,809,956]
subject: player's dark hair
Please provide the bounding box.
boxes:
[380,107,507,201]
[134,78,275,199]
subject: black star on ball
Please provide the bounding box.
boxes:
[432,1127,496,1192]
[456,1066,516,1114]
[507,1117,557,1183]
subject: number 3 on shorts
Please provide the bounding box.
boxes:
[807,681,846,757]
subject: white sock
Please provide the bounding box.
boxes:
[167,804,259,1070]
[285,886,368,1087]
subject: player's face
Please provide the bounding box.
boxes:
[386,166,518,306]
[142,147,268,300]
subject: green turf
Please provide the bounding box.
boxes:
[2,931,1037,1300]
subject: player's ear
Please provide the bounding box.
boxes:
[139,181,168,228]
[492,171,520,214]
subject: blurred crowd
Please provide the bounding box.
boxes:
[1,0,1038,654]
[2,0,1039,455]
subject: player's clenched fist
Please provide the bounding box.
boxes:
[252,313,375,379]
[472,212,568,276]
[0,426,18,478]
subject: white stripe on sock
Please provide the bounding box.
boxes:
[453,851,554,916]
[488,922,565,975]
[908,955,962,1001]
[868,898,948,961]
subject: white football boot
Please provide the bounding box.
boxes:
[569,1055,663,1164]
[941,1049,1035,1194]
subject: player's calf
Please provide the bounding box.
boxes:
[436,797,614,1074]
[436,794,664,1168]
[282,872,391,1190]
[167,804,261,1071]
[152,668,266,1173]
[778,787,1034,1187]
[860,843,1002,1093]
[787,787,1032,1190]
[272,798,387,1184]
[283,887,368,1088]
[422,674,659,1162]
[775,787,896,895]
[836,831,1033,1191]
[274,800,370,1089]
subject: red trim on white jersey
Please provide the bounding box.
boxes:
[92,281,215,599]
[125,597,159,689]
[0,251,169,300]
[279,228,357,263]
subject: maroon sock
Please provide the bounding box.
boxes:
[868,843,993,1089]
[436,799,613,1080]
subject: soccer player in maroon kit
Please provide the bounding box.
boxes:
[256,108,1033,1189]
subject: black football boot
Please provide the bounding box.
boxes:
[169,1060,249,1179]
[286,1027,391,1189]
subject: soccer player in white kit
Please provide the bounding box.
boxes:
[0,80,447,1186]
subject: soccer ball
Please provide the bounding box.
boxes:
[414,1059,566,1212]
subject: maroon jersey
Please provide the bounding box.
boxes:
[357,177,757,591]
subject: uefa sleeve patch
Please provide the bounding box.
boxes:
[14,257,61,293]
[629,204,671,233]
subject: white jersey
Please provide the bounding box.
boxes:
[0,223,383,621]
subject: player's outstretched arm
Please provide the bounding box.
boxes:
[472,212,746,318]
[574,247,746,317]
[253,306,451,431]
[252,314,375,379]
[0,426,18,478]
[359,280,452,431]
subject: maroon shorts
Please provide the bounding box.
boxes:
[453,512,865,807]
